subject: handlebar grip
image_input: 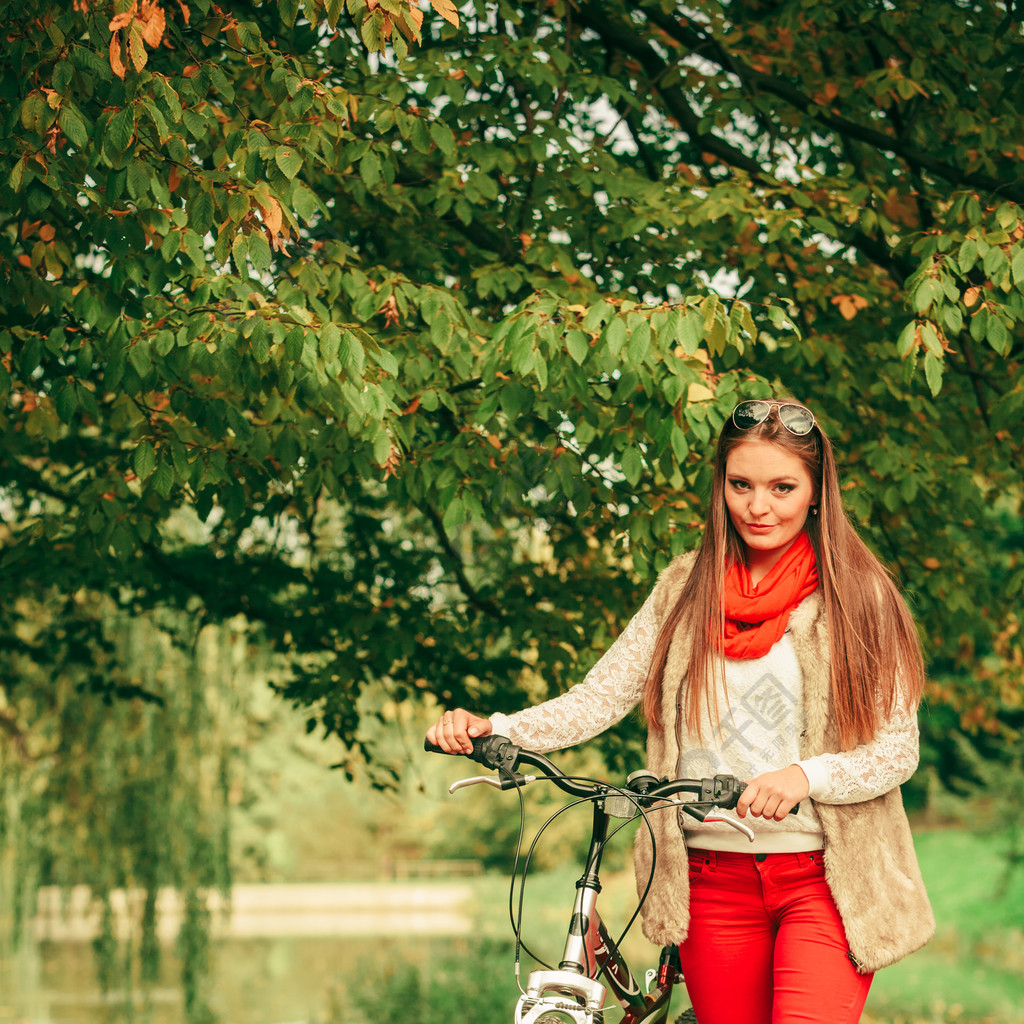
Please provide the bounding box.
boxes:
[424,736,490,758]
[423,735,521,773]
[734,781,801,816]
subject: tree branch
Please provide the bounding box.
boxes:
[420,504,504,620]
[636,2,1024,203]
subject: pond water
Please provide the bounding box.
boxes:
[0,882,490,1024]
[1,934,468,1024]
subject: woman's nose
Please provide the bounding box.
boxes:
[749,490,771,515]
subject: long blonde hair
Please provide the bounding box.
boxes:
[642,401,925,748]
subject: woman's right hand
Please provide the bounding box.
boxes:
[426,708,493,755]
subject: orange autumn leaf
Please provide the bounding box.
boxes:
[379,295,400,327]
[831,293,868,320]
[257,198,283,236]
[428,0,460,27]
[109,4,138,31]
[139,1,166,47]
[109,32,127,80]
[108,2,166,77]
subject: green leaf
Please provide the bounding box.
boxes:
[292,181,318,223]
[986,316,1010,355]
[188,189,215,234]
[676,310,704,354]
[566,329,589,365]
[912,279,939,314]
[340,330,366,375]
[896,320,917,358]
[621,446,643,486]
[54,379,78,423]
[627,319,651,363]
[430,121,456,160]
[58,106,89,149]
[248,232,271,272]
[360,9,387,52]
[359,150,381,189]
[583,301,613,332]
[1011,247,1024,288]
[670,423,688,461]
[439,494,466,534]
[228,191,251,223]
[605,317,627,356]
[132,441,157,480]
[923,352,944,396]
[250,319,271,362]
[9,156,26,193]
[409,117,431,154]
[275,147,303,180]
[957,237,978,274]
[152,460,175,497]
[161,230,181,261]
[919,322,943,357]
[107,108,135,154]
[128,339,152,379]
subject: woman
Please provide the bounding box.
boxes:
[427,398,934,1024]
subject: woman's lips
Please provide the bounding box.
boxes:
[745,523,776,532]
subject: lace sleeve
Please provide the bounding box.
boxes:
[797,695,920,805]
[488,591,659,753]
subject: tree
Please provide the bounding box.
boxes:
[1,0,1021,787]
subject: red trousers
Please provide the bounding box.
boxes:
[677,849,873,1024]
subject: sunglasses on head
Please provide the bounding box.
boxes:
[731,400,816,436]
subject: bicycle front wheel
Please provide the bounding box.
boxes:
[673,1009,698,1024]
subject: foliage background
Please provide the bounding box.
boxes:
[1,0,1023,1019]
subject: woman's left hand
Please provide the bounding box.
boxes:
[736,765,810,821]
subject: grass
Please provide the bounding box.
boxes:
[863,828,1024,1024]
[347,826,1023,1024]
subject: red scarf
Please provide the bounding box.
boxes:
[721,532,819,659]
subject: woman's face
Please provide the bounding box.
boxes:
[724,439,816,578]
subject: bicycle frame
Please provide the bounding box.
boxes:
[514,791,682,1024]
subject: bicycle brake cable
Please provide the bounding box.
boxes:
[505,776,608,981]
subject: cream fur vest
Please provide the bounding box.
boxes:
[633,554,935,973]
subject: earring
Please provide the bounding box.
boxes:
[810,505,819,516]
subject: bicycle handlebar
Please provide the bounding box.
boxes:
[423,735,784,814]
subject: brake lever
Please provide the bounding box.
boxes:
[680,802,756,842]
[449,774,535,794]
[702,807,756,843]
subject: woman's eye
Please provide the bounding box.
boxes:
[775,484,794,494]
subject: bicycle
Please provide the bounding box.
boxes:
[425,734,777,1024]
